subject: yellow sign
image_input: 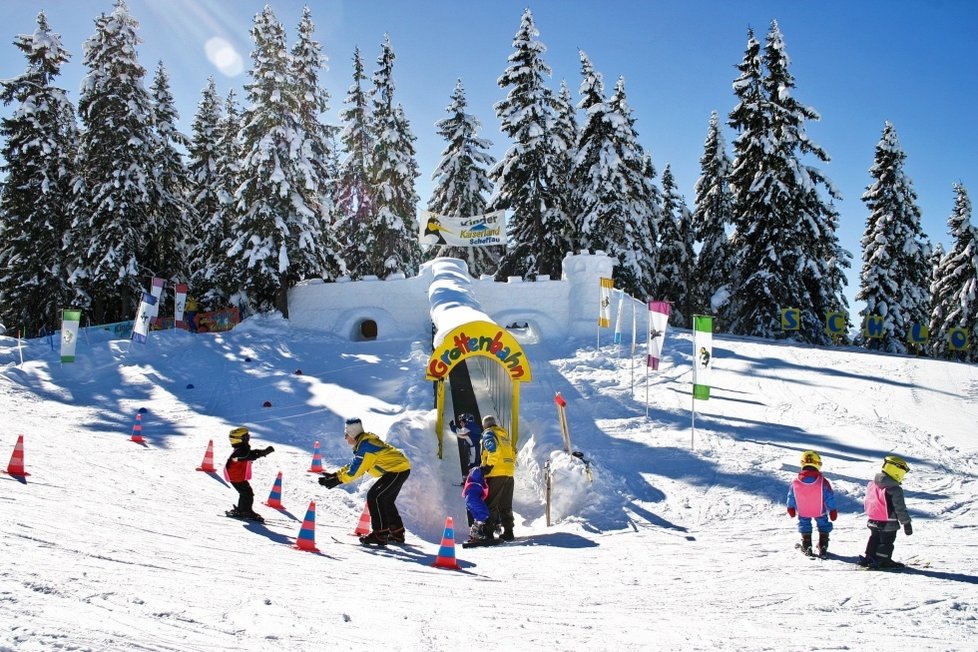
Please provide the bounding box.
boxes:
[426,321,532,382]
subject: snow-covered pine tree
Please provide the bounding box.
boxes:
[290,6,344,281]
[657,165,695,328]
[571,55,643,296]
[426,79,499,276]
[549,80,579,258]
[229,6,322,315]
[146,61,193,286]
[691,111,735,326]
[0,11,78,335]
[67,0,158,324]
[857,121,931,353]
[490,9,568,280]
[335,47,374,275]
[727,21,850,344]
[358,35,422,279]
[929,183,978,362]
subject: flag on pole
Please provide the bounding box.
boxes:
[60,309,82,363]
[148,277,165,321]
[598,278,613,328]
[613,290,625,344]
[647,301,671,370]
[174,283,188,325]
[692,315,713,400]
[132,293,158,344]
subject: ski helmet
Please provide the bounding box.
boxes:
[482,415,497,428]
[800,450,822,470]
[882,455,909,483]
[229,426,249,445]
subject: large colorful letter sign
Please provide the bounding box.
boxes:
[863,315,885,340]
[825,311,847,337]
[948,327,970,352]
[780,308,800,331]
[907,323,929,345]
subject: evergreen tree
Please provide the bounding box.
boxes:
[204,89,243,308]
[857,122,931,353]
[356,35,422,279]
[691,111,735,324]
[657,165,695,327]
[549,80,579,261]
[727,21,850,344]
[571,55,643,296]
[146,61,193,285]
[490,9,569,280]
[67,0,158,324]
[0,12,78,334]
[335,47,374,274]
[426,80,499,276]
[229,6,322,315]
[290,6,344,281]
[930,183,978,361]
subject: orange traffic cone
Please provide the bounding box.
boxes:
[130,412,145,444]
[4,435,30,477]
[196,440,216,472]
[352,502,371,536]
[307,441,324,473]
[264,471,285,509]
[432,516,462,570]
[293,500,320,552]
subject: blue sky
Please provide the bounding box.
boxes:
[2,0,977,314]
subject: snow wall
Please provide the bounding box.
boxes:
[288,251,616,342]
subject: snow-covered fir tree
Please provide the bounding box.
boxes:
[335,47,374,273]
[67,0,159,324]
[490,8,569,280]
[656,165,695,327]
[691,111,735,324]
[929,183,978,361]
[229,6,324,315]
[857,121,931,353]
[355,35,422,279]
[727,21,850,344]
[0,11,78,334]
[426,79,499,276]
[571,56,644,296]
[548,80,579,255]
[290,6,344,281]
[145,61,193,285]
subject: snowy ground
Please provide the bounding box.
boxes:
[2,314,977,651]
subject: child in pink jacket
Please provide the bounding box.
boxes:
[786,450,837,558]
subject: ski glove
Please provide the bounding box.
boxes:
[786,507,796,517]
[829,510,837,521]
[264,446,274,455]
[904,522,913,536]
[319,472,341,489]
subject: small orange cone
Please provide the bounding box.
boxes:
[307,441,324,473]
[4,435,30,477]
[293,500,320,552]
[130,412,145,444]
[432,516,462,570]
[196,440,216,472]
[264,471,285,509]
[352,502,371,536]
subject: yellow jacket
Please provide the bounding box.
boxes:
[336,432,411,483]
[480,425,515,477]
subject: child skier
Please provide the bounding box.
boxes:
[449,413,481,471]
[225,426,274,523]
[786,450,837,557]
[859,455,913,569]
[462,464,498,546]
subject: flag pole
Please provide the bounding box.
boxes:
[691,393,696,449]
[630,296,637,395]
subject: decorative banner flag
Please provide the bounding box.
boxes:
[174,283,189,325]
[613,290,625,344]
[149,277,165,317]
[647,301,671,370]
[692,315,713,400]
[419,210,507,247]
[598,277,613,328]
[132,293,158,344]
[60,309,82,363]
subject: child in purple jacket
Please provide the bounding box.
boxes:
[786,450,837,558]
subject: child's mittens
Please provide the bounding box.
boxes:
[786,507,796,517]
[829,509,837,521]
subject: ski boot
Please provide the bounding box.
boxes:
[799,533,814,557]
[359,529,389,547]
[388,527,406,544]
[816,532,829,558]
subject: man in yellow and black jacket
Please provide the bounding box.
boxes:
[319,417,411,546]
[480,414,516,541]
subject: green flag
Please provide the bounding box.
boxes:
[60,309,82,363]
[692,315,713,400]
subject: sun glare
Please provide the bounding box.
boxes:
[205,36,244,77]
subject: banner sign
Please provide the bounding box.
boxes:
[648,301,671,370]
[60,309,82,363]
[598,278,613,328]
[426,320,531,382]
[692,315,714,400]
[132,293,158,344]
[174,283,188,326]
[419,210,506,247]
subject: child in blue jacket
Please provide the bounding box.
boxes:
[786,450,837,557]
[462,465,494,543]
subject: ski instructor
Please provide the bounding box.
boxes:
[318,417,411,546]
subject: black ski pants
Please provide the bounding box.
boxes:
[231,481,255,514]
[486,475,515,532]
[367,469,410,532]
